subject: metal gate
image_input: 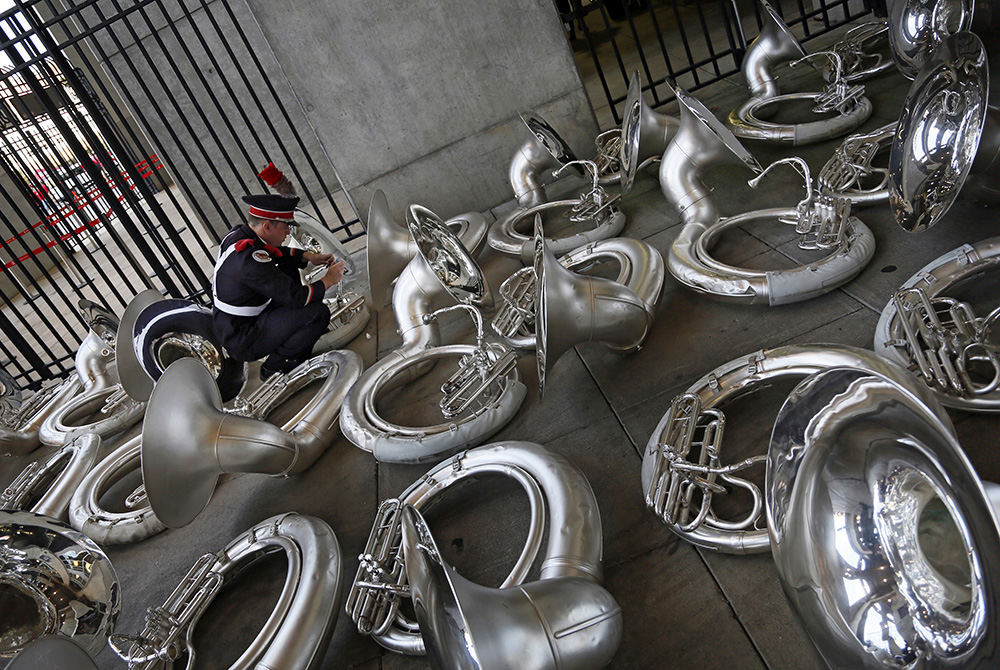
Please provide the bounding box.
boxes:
[561,0,878,126]
[0,0,363,388]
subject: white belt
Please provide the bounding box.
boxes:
[212,237,272,317]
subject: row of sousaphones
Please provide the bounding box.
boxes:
[3,1,1000,667]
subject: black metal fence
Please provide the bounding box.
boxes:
[561,0,878,125]
[0,0,363,387]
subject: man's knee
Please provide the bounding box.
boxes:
[303,301,330,330]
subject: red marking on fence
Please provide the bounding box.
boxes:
[1,155,164,273]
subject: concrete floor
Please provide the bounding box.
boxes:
[5,18,1000,670]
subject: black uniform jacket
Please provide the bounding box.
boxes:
[212,223,325,352]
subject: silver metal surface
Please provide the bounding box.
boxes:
[818,121,896,206]
[875,236,1000,411]
[68,435,167,545]
[141,350,362,528]
[0,377,83,456]
[0,510,119,658]
[0,433,101,521]
[823,20,894,83]
[37,383,144,448]
[365,190,490,308]
[640,344,945,554]
[509,112,580,208]
[115,289,162,401]
[109,512,341,670]
[6,636,98,670]
[342,207,526,463]
[669,87,856,304]
[536,231,655,396]
[619,70,678,194]
[492,236,665,350]
[348,441,620,663]
[490,160,627,262]
[887,0,974,78]
[889,31,987,232]
[728,2,871,144]
[767,366,1000,667]
[403,504,622,670]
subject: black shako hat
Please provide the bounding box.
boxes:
[242,193,299,224]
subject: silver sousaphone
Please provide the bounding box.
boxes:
[768,366,1000,667]
[617,70,679,194]
[888,30,995,232]
[346,441,622,665]
[727,0,872,145]
[109,513,341,670]
[340,205,527,464]
[509,112,581,208]
[141,349,362,528]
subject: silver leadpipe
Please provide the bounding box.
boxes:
[0,433,101,521]
[109,513,342,670]
[348,440,620,666]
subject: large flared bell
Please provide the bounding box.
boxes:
[401,505,622,670]
[115,289,163,401]
[141,358,294,528]
[768,366,1000,667]
[407,204,492,310]
[619,72,679,194]
[743,0,807,99]
[887,0,974,79]
[535,232,650,396]
[889,31,988,232]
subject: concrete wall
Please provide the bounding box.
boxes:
[79,0,597,233]
[246,0,598,221]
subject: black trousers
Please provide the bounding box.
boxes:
[243,302,330,368]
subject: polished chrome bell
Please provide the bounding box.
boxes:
[402,504,622,670]
[887,0,974,78]
[141,350,361,528]
[768,366,1000,667]
[365,190,490,308]
[889,30,988,232]
[0,510,120,659]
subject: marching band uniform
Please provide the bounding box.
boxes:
[212,194,331,378]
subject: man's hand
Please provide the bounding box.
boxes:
[303,251,334,265]
[320,260,346,289]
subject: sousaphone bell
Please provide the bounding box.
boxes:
[535,222,654,395]
[141,349,362,528]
